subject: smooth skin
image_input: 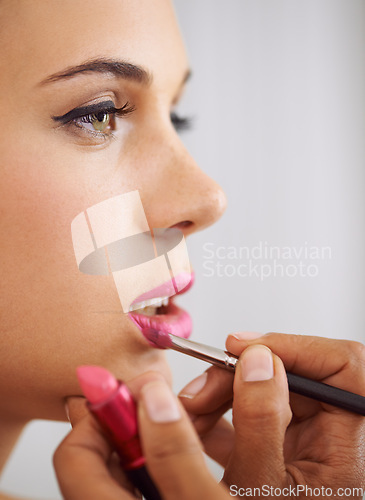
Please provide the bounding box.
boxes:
[54,334,365,499]
[0,0,226,485]
[1,1,364,499]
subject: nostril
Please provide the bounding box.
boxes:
[171,220,193,230]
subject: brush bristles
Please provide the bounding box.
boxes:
[141,327,172,349]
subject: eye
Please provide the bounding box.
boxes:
[170,111,192,132]
[80,111,112,133]
[53,100,136,137]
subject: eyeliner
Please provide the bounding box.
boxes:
[52,100,135,124]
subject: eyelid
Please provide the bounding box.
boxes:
[52,100,135,124]
[52,101,114,124]
[52,99,190,139]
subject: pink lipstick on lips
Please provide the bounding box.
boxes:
[77,366,161,500]
[129,271,193,307]
[129,271,195,339]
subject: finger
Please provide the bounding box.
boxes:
[178,367,234,465]
[183,399,234,466]
[178,366,234,414]
[65,396,89,427]
[54,414,136,500]
[66,371,166,427]
[138,379,228,500]
[65,397,135,484]
[192,400,232,436]
[226,332,365,394]
[199,416,235,467]
[183,401,234,467]
[223,345,292,489]
[126,370,166,399]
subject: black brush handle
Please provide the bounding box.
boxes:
[127,466,162,500]
[286,372,365,416]
[148,329,365,417]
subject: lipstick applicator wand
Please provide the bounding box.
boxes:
[142,327,365,416]
[77,365,162,500]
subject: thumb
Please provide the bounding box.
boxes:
[65,396,89,427]
[223,345,292,489]
[138,379,228,500]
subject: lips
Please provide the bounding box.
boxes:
[128,271,192,310]
[128,272,194,339]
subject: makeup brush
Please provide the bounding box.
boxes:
[142,327,365,416]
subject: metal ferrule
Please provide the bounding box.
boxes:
[168,334,238,372]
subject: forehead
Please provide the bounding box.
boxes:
[0,0,188,90]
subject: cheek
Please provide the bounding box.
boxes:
[0,147,105,309]
[0,120,149,335]
[0,145,133,373]
[0,137,172,414]
[0,135,125,303]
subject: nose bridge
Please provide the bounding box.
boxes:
[142,127,227,232]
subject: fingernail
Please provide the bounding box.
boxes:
[64,403,70,423]
[240,345,274,382]
[179,372,208,399]
[230,331,263,340]
[142,381,181,423]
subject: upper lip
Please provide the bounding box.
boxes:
[129,271,195,311]
[175,270,195,295]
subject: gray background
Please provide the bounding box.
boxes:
[1,1,364,497]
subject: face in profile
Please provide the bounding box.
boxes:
[0,0,226,422]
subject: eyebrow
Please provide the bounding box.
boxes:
[39,58,152,86]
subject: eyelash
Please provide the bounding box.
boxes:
[53,101,134,133]
[170,112,192,132]
[53,100,192,138]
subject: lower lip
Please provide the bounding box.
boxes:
[129,301,192,339]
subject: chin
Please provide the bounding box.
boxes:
[112,347,173,387]
[139,349,173,385]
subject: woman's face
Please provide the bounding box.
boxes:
[0,0,226,421]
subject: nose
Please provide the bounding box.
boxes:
[140,133,227,236]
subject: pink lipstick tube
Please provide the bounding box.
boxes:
[88,381,144,470]
[77,366,161,500]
